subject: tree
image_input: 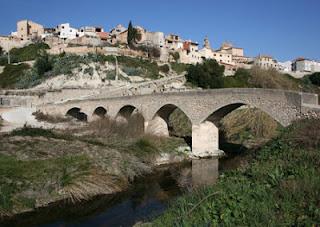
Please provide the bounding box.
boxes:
[34,52,52,76]
[309,72,320,86]
[186,59,225,89]
[127,21,137,48]
[0,46,3,56]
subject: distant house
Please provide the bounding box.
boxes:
[278,61,292,72]
[165,34,184,51]
[16,20,44,40]
[254,55,279,70]
[56,23,80,40]
[142,31,165,48]
[179,40,201,64]
[292,58,320,73]
[219,42,244,57]
[199,37,235,66]
[109,24,127,44]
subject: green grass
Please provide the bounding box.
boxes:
[154,119,320,226]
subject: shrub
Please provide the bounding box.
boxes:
[186,59,225,89]
[0,63,30,88]
[34,52,53,76]
[15,68,43,89]
[223,68,251,88]
[9,43,49,63]
[117,56,159,79]
[171,62,189,74]
[159,64,170,73]
[309,72,320,86]
[170,52,180,62]
[84,67,94,76]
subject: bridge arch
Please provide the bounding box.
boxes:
[201,102,285,126]
[66,107,88,122]
[115,104,145,135]
[146,103,192,138]
[93,106,107,118]
[116,105,140,120]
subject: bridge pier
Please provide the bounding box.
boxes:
[192,121,224,158]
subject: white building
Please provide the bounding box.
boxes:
[254,55,279,70]
[179,40,201,64]
[56,23,80,40]
[144,31,165,48]
[292,58,320,73]
[278,61,292,72]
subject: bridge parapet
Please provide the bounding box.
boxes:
[301,93,319,106]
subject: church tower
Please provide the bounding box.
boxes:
[204,36,211,49]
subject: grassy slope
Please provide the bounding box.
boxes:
[154,119,320,226]
[0,123,187,216]
[223,67,319,94]
[0,64,30,88]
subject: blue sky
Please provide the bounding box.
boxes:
[1,0,319,61]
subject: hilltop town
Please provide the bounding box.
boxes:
[0,18,320,227]
[1,19,320,79]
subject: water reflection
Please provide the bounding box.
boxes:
[2,158,235,227]
[192,159,219,187]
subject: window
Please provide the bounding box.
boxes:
[62,26,65,29]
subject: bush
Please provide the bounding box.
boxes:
[309,72,320,86]
[117,56,159,79]
[15,68,44,89]
[34,52,53,76]
[159,64,170,73]
[0,63,30,88]
[186,59,225,89]
[223,68,251,88]
[9,43,49,63]
[171,62,189,74]
[170,52,180,62]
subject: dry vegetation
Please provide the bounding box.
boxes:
[221,107,281,147]
[33,111,71,123]
[248,67,303,90]
[0,115,187,217]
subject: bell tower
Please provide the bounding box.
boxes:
[204,36,211,49]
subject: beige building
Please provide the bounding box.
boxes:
[199,37,234,65]
[17,20,44,40]
[254,55,279,69]
[165,34,184,51]
[0,35,31,52]
[219,42,244,57]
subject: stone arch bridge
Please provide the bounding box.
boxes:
[38,88,319,157]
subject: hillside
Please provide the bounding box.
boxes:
[0,45,186,89]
